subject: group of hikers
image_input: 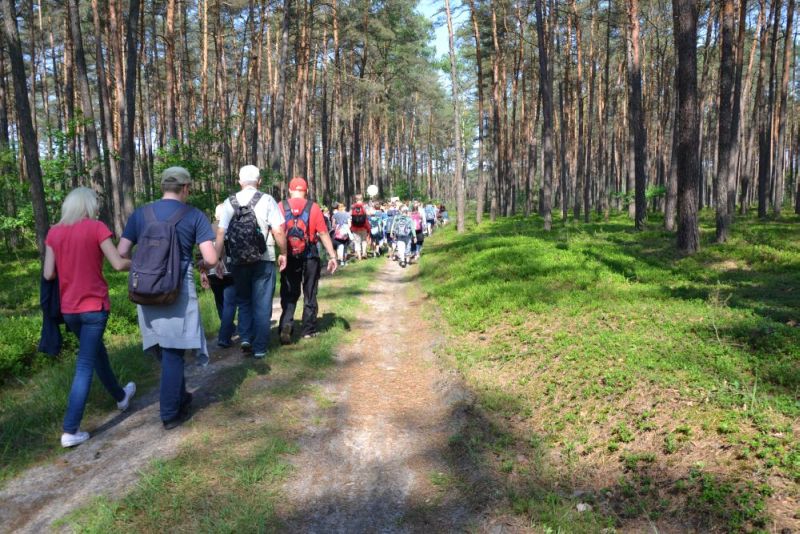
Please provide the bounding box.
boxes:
[327,197,448,268]
[41,164,448,448]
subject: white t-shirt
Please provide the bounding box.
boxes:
[218,186,285,262]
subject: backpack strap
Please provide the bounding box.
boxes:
[166,204,192,226]
[229,194,240,210]
[300,199,312,223]
[144,204,157,225]
[247,192,263,209]
[281,199,295,221]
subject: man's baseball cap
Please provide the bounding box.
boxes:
[161,166,191,185]
[289,177,308,192]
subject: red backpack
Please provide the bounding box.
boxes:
[282,200,313,258]
[351,203,367,226]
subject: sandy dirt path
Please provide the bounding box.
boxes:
[0,301,282,534]
[279,259,478,533]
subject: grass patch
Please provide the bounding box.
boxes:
[420,211,800,531]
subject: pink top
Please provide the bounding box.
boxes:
[45,218,113,314]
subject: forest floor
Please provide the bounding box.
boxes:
[0,213,798,533]
[0,259,513,533]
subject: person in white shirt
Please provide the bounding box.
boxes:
[214,165,287,359]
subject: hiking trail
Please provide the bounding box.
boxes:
[0,259,504,532]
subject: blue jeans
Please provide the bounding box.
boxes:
[232,260,276,354]
[62,311,124,434]
[158,347,189,421]
[210,278,237,345]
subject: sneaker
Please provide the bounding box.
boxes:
[240,341,252,353]
[61,430,90,448]
[303,332,319,339]
[253,352,267,359]
[217,340,232,349]
[400,261,407,268]
[117,382,136,411]
[280,324,292,345]
[163,393,192,430]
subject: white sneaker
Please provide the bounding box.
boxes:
[117,382,136,411]
[61,430,90,448]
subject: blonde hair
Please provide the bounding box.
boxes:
[59,187,99,225]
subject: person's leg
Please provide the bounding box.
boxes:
[336,241,345,263]
[397,239,407,264]
[209,279,225,321]
[301,257,321,336]
[233,264,254,347]
[352,232,362,260]
[250,261,276,355]
[218,282,237,345]
[279,256,303,341]
[62,311,123,435]
[160,346,186,422]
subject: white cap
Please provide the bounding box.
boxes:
[239,165,260,184]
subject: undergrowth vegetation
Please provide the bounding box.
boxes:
[421,212,799,533]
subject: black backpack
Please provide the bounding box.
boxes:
[128,204,191,305]
[225,192,267,265]
[282,199,314,258]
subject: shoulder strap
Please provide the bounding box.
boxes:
[281,199,292,218]
[248,191,263,209]
[166,204,192,226]
[144,204,157,225]
[229,195,240,210]
[301,199,313,220]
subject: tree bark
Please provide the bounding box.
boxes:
[628,0,648,230]
[535,0,554,231]
[673,0,700,254]
[716,0,735,242]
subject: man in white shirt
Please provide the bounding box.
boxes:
[215,165,287,359]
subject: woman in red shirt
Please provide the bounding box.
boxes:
[43,187,136,448]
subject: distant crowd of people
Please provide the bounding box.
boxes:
[41,164,447,448]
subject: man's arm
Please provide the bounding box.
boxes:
[197,240,218,270]
[117,237,134,259]
[271,225,288,272]
[317,231,338,274]
[214,226,226,259]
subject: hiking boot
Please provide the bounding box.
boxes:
[280,324,292,345]
[240,341,252,353]
[117,382,136,411]
[61,430,90,448]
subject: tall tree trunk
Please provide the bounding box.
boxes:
[758,0,781,218]
[716,0,736,242]
[628,0,648,229]
[120,0,140,219]
[673,0,700,254]
[165,0,179,144]
[1,0,48,255]
[774,0,795,215]
[67,0,111,224]
[468,0,487,224]
[271,0,291,183]
[535,0,554,231]
[445,0,465,233]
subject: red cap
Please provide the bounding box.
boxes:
[289,177,308,192]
